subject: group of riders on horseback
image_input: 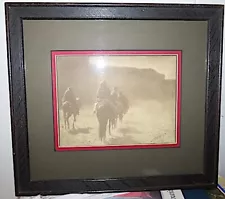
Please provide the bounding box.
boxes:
[93,80,129,117]
[61,80,129,131]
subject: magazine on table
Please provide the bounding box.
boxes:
[19,189,185,199]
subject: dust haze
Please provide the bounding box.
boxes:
[55,54,178,147]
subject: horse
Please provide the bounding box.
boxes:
[109,99,129,128]
[95,95,129,141]
[95,100,115,142]
[61,98,81,130]
[108,102,122,130]
[108,107,118,133]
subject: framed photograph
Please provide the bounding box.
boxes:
[52,50,181,151]
[5,2,223,196]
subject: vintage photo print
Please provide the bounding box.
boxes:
[51,50,181,151]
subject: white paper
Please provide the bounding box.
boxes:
[51,193,126,199]
[161,190,185,199]
[19,192,129,199]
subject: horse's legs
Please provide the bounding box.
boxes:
[114,117,118,128]
[112,118,115,129]
[72,114,76,129]
[111,118,114,129]
[108,119,111,135]
[103,120,108,141]
[63,111,67,129]
[66,115,69,129]
[98,120,107,142]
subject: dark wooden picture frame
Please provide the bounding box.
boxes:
[4,2,224,196]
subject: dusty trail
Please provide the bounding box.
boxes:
[58,100,176,147]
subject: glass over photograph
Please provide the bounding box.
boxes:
[51,50,181,151]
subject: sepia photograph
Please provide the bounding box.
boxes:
[51,50,181,150]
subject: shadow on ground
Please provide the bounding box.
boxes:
[118,126,142,135]
[68,127,92,135]
[106,134,139,145]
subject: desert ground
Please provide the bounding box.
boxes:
[58,99,176,147]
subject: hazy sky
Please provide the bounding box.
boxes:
[56,55,177,80]
[89,55,177,80]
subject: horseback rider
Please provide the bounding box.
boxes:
[93,80,112,113]
[62,87,79,115]
[96,80,111,100]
